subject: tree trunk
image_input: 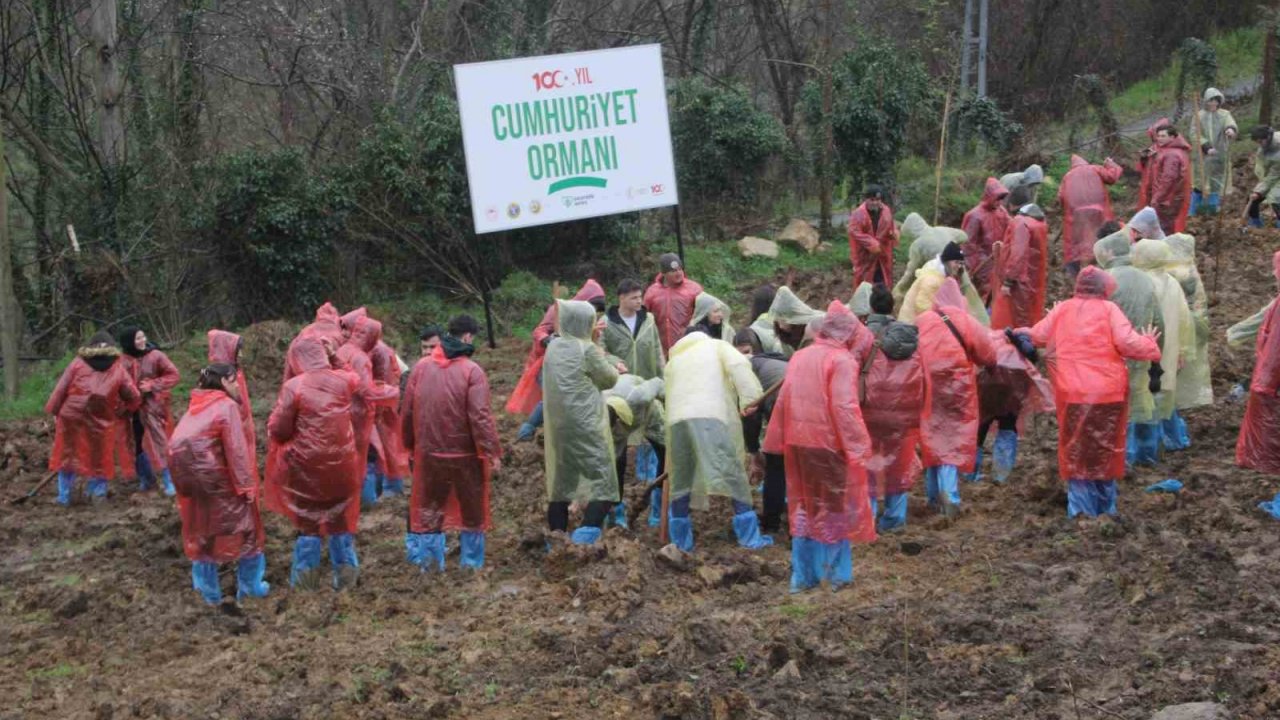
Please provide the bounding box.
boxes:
[92,0,124,169]
[817,0,834,237]
[0,130,20,400]
[1263,17,1277,126]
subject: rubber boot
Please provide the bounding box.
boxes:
[993,430,1018,484]
[360,462,380,508]
[329,534,360,590]
[732,510,774,549]
[290,536,324,590]
[460,531,485,569]
[406,532,446,571]
[56,470,76,506]
[86,477,109,502]
[136,452,156,491]
[1189,189,1202,217]
[963,447,984,483]
[160,469,176,497]
[570,526,602,545]
[192,561,222,604]
[235,554,270,601]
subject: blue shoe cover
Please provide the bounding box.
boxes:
[56,471,76,505]
[1161,412,1191,451]
[789,537,821,592]
[570,526,602,545]
[86,477,109,499]
[136,452,156,490]
[382,477,405,496]
[460,531,486,569]
[732,510,774,549]
[236,554,270,601]
[963,448,984,482]
[1189,189,1202,216]
[609,502,629,530]
[1208,193,1221,212]
[1260,492,1280,520]
[192,561,222,604]
[1145,479,1183,494]
[993,430,1018,484]
[925,466,961,509]
[647,485,662,527]
[290,536,324,587]
[1126,423,1160,466]
[516,423,536,442]
[329,533,360,589]
[160,469,176,497]
[406,532,445,571]
[789,537,851,591]
[1067,480,1118,518]
[877,493,909,532]
[360,463,380,507]
[668,516,694,552]
[636,443,659,481]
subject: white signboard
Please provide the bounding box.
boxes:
[454,44,679,234]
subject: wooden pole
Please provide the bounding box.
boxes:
[933,88,954,226]
[658,473,671,544]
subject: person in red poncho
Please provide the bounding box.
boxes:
[961,178,1012,301]
[336,316,400,507]
[860,286,924,532]
[402,315,504,571]
[207,330,257,475]
[510,279,608,441]
[284,302,344,382]
[644,253,704,354]
[968,327,1055,485]
[1240,252,1280,493]
[265,336,364,590]
[1058,155,1122,280]
[117,325,181,496]
[46,331,141,505]
[848,185,899,289]
[339,307,367,340]
[764,301,875,591]
[1138,120,1193,235]
[1022,266,1162,518]
[915,278,998,515]
[989,204,1049,331]
[169,364,269,605]
[370,337,410,498]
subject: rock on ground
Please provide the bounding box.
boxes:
[1150,702,1230,720]
[776,219,820,253]
[738,236,779,259]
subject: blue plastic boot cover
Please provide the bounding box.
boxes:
[56,471,76,505]
[1067,479,1118,518]
[963,447,984,482]
[877,493,909,531]
[460,531,485,569]
[236,553,270,601]
[290,535,324,586]
[1189,189,1202,216]
[1127,423,1160,466]
[570,526,602,545]
[636,443,659,481]
[1161,411,1191,451]
[993,430,1019,484]
[868,496,878,519]
[667,517,694,553]
[610,502,629,530]
[732,510,774,549]
[329,534,359,567]
[647,484,662,527]
[86,477,109,498]
[136,452,156,490]
[790,537,820,592]
[192,561,222,604]
[1145,479,1184,494]
[382,477,405,496]
[161,469,176,497]
[405,532,446,571]
[925,466,961,508]
[1208,193,1221,212]
[790,537,852,591]
[360,462,380,506]
[1259,491,1280,520]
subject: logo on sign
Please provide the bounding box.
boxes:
[532,71,566,91]
[507,203,521,219]
[529,200,542,215]
[485,206,499,222]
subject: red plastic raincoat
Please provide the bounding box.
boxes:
[977,331,1055,434]
[336,317,399,468]
[265,338,362,536]
[861,322,925,498]
[403,344,503,532]
[46,349,141,478]
[208,330,256,468]
[990,213,1049,329]
[916,279,999,470]
[169,389,264,563]
[763,302,875,544]
[848,201,899,289]
[1237,252,1280,475]
[644,271,704,354]
[340,307,368,336]
[1138,120,1193,235]
[961,178,1012,300]
[119,347,181,472]
[1025,267,1161,480]
[371,340,410,480]
[285,303,344,382]
[506,279,607,415]
[1059,155,1122,264]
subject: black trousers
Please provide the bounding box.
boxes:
[1248,197,1280,220]
[977,413,1017,447]
[761,452,786,532]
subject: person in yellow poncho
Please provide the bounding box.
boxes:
[1132,239,1195,459]
[898,242,991,326]
[1162,233,1212,450]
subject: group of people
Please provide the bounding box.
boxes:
[40,86,1280,599]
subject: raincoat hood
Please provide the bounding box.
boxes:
[900,212,930,245]
[292,337,330,372]
[850,282,874,316]
[315,302,340,325]
[348,316,382,353]
[572,279,607,303]
[1165,233,1196,266]
[769,286,824,326]
[556,299,597,341]
[1132,238,1173,270]
[932,277,968,311]
[816,300,861,349]
[691,292,731,326]
[440,335,475,360]
[981,177,1010,209]
[186,387,230,416]
[1129,207,1166,240]
[1018,203,1045,220]
[1070,154,1088,169]
[1147,118,1170,142]
[1075,265,1117,299]
[79,341,120,372]
[1204,87,1225,103]
[879,322,919,360]
[340,307,368,331]
[1093,230,1132,269]
[207,329,243,365]
[1005,164,1044,187]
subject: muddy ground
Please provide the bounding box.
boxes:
[4,163,1280,719]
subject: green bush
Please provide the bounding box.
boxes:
[0,352,75,420]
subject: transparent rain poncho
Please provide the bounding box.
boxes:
[1094,231,1164,424]
[892,213,970,305]
[899,258,990,326]
[1133,239,1196,421]
[603,375,666,452]
[1164,233,1213,408]
[690,292,736,342]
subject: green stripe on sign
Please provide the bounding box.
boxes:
[548,176,608,194]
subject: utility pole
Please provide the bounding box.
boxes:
[960,0,973,96]
[977,0,989,98]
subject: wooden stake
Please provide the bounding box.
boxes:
[933,87,954,226]
[658,473,671,544]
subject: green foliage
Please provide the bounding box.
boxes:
[802,42,934,193]
[1176,37,1219,101]
[0,352,74,420]
[953,96,1024,154]
[669,78,787,206]
[192,149,351,319]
